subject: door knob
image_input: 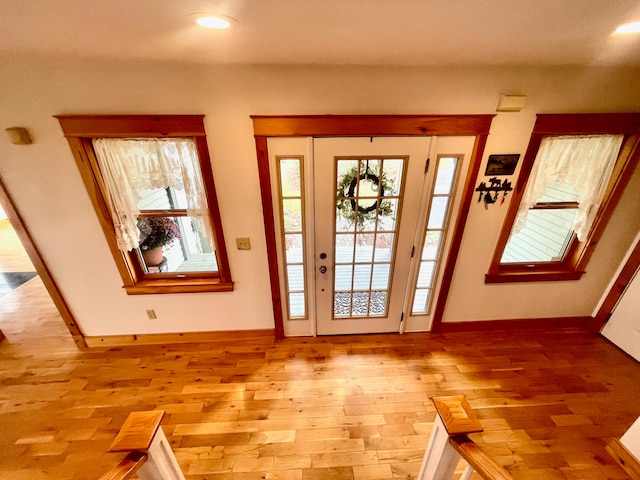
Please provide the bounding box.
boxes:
[319,265,327,274]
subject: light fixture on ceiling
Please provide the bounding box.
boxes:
[614,21,640,34]
[195,14,237,29]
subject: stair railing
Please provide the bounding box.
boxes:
[418,395,513,480]
[98,410,185,480]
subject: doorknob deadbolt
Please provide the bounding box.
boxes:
[319,265,327,274]
[319,252,327,259]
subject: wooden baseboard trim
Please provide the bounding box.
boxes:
[84,329,276,348]
[439,316,591,333]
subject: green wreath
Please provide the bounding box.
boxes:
[336,165,395,228]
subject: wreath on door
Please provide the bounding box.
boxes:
[336,165,395,228]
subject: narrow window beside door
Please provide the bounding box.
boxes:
[411,155,460,315]
[276,157,308,319]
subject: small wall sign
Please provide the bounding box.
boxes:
[485,154,520,176]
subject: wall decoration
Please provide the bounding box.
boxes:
[337,164,395,229]
[485,154,520,176]
[476,177,513,208]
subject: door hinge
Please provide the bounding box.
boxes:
[400,312,404,324]
[411,246,415,258]
[424,158,430,174]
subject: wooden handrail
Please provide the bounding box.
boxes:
[99,452,148,480]
[450,435,513,480]
[98,410,185,480]
[418,395,513,480]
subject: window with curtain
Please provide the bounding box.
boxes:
[487,114,640,283]
[57,115,233,294]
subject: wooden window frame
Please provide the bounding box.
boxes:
[486,113,640,284]
[56,115,233,294]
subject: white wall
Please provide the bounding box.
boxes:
[1,61,639,336]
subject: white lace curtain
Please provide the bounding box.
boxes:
[514,134,624,241]
[92,138,214,252]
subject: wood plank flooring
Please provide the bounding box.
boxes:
[1,221,640,479]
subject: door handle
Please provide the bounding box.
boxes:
[319,265,327,274]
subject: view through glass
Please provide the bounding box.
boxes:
[334,157,405,318]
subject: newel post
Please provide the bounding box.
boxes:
[417,396,483,480]
[107,410,185,480]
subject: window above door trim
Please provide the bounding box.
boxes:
[486,113,640,284]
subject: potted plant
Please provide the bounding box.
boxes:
[137,217,182,266]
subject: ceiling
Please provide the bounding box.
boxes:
[2,0,640,67]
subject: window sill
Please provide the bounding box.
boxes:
[485,269,585,284]
[124,279,234,294]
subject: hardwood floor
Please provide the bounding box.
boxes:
[1,220,639,479]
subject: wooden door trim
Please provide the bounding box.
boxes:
[251,115,495,338]
[0,177,87,348]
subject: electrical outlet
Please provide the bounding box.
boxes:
[236,237,251,250]
[146,309,157,320]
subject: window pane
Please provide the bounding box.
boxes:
[502,209,577,263]
[285,234,303,263]
[422,231,442,260]
[427,197,450,229]
[282,199,302,232]
[537,180,579,203]
[279,159,301,196]
[138,216,217,274]
[354,234,374,262]
[352,292,369,316]
[336,234,355,263]
[353,264,372,290]
[334,265,353,290]
[416,261,435,288]
[433,157,458,194]
[376,198,398,231]
[382,159,404,196]
[412,289,431,314]
[287,264,304,290]
[371,263,390,289]
[334,292,351,317]
[288,293,305,318]
[374,233,394,262]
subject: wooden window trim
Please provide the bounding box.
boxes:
[56,115,233,294]
[486,114,640,284]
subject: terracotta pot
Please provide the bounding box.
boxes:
[142,246,163,266]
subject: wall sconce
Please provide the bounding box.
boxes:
[5,127,33,145]
[496,95,527,112]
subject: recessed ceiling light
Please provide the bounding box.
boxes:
[195,14,236,29]
[614,21,640,34]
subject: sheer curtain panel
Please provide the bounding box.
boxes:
[92,138,214,252]
[514,134,624,241]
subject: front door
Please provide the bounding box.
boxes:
[268,136,473,336]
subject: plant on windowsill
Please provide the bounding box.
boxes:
[137,217,181,267]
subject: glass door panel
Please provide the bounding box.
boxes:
[314,137,431,335]
[333,158,404,318]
